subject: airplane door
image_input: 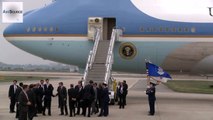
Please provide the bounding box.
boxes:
[88,17,116,40]
[103,18,116,40]
[88,17,103,40]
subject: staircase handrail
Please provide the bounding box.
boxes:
[104,29,123,85]
[83,28,101,86]
[83,51,92,86]
[89,28,102,68]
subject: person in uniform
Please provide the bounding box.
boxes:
[146,82,156,116]
[43,79,54,116]
[68,84,77,117]
[8,80,18,113]
[18,84,31,120]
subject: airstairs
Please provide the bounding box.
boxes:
[83,28,122,87]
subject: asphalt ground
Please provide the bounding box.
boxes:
[0,72,213,120]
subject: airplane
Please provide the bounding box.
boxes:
[3,0,213,75]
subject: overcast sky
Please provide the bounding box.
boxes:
[0,0,55,65]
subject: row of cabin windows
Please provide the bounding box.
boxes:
[25,26,196,33]
[26,27,59,32]
[140,27,196,33]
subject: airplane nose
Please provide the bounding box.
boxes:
[3,23,21,41]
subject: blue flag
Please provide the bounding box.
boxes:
[146,62,172,81]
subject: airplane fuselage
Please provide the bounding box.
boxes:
[3,0,213,74]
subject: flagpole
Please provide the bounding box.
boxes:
[145,60,151,86]
[147,75,150,86]
[150,76,161,85]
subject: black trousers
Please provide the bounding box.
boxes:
[37,98,43,113]
[99,101,109,116]
[76,100,82,114]
[43,100,51,115]
[60,99,68,115]
[82,100,92,117]
[149,100,155,115]
[119,95,125,108]
[69,101,76,116]
[15,103,19,118]
[18,106,28,120]
[124,94,127,105]
[28,106,36,120]
[10,97,16,112]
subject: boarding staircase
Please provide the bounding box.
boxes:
[83,28,122,86]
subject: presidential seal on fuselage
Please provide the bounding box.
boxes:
[119,42,137,59]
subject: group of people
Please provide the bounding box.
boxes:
[8,79,55,120]
[116,80,128,109]
[8,77,156,120]
[8,79,112,120]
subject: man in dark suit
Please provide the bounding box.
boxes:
[56,82,68,115]
[18,84,31,120]
[75,80,83,115]
[27,84,37,120]
[146,82,156,116]
[98,82,110,117]
[43,79,54,116]
[118,82,125,109]
[37,80,45,114]
[68,84,77,117]
[15,82,23,118]
[123,80,128,106]
[82,80,95,117]
[8,80,18,113]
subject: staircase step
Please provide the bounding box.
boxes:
[88,71,105,74]
[84,39,113,85]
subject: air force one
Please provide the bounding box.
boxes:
[3,0,213,75]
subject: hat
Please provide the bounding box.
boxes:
[103,82,107,86]
[150,82,156,86]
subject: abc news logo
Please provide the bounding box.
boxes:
[2,2,23,23]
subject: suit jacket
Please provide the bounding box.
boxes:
[44,84,54,101]
[8,84,17,98]
[123,83,128,95]
[38,85,45,100]
[15,86,22,102]
[57,86,67,100]
[27,89,36,106]
[18,91,29,112]
[75,85,83,100]
[68,88,77,102]
[102,87,110,103]
[83,84,95,101]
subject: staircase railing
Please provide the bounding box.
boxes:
[83,28,102,86]
[89,28,101,68]
[104,29,122,85]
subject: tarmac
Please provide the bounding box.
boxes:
[0,71,213,120]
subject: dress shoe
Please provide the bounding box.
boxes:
[148,113,154,116]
